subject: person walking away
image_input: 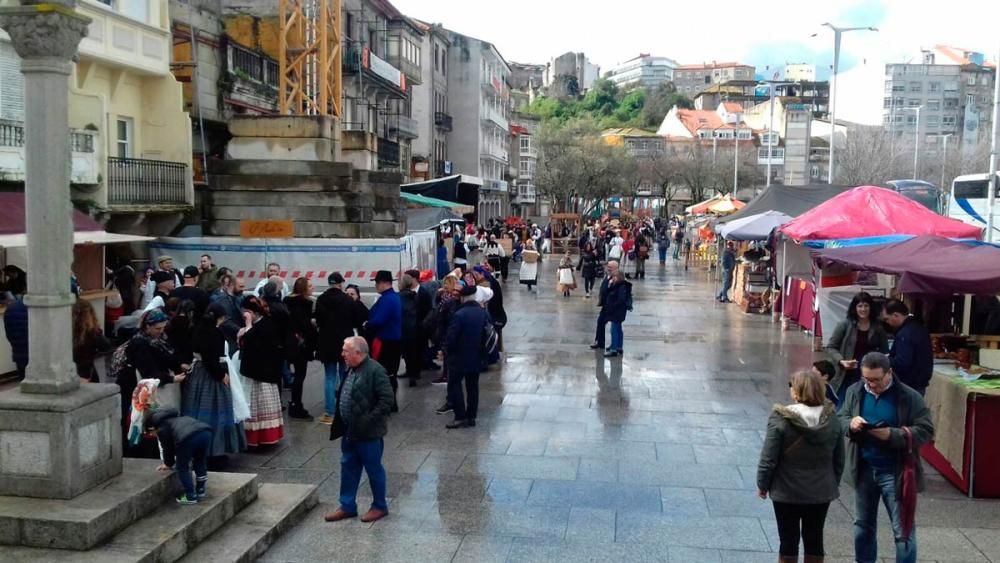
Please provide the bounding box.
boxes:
[325,336,393,524]
[825,292,890,403]
[590,261,619,352]
[196,254,220,293]
[557,254,577,297]
[839,352,934,563]
[182,302,246,457]
[757,370,845,563]
[72,299,113,383]
[578,242,600,299]
[366,270,402,412]
[634,232,649,279]
[884,300,933,395]
[314,273,362,425]
[399,272,424,388]
[443,283,488,429]
[284,277,318,419]
[672,225,684,260]
[718,242,737,303]
[3,294,28,381]
[146,408,213,505]
[170,266,210,318]
[518,240,541,291]
[238,296,285,447]
[452,233,469,273]
[601,271,632,358]
[656,228,670,264]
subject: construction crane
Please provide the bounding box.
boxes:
[278,0,342,116]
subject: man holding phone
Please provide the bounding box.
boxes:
[839,352,934,563]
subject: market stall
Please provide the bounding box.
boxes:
[812,236,1000,497]
[549,212,581,255]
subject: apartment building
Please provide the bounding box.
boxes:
[883,45,995,155]
[673,62,755,97]
[606,54,679,89]
[445,29,511,222]
[510,112,540,218]
[0,0,193,235]
[410,21,451,181]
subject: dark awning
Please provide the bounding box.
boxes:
[716,183,853,225]
[400,174,481,208]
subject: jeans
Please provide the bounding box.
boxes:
[175,429,211,498]
[323,361,345,417]
[718,269,733,301]
[584,276,596,294]
[773,501,830,556]
[339,436,387,514]
[594,312,608,347]
[854,462,917,563]
[447,370,481,421]
[658,246,668,263]
[672,243,681,259]
[610,321,623,352]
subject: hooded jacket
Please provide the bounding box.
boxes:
[147,408,211,467]
[757,401,845,504]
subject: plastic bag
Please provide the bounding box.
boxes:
[225,341,251,423]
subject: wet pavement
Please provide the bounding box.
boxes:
[235,259,1000,563]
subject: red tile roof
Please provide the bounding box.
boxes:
[931,45,996,69]
[722,102,742,113]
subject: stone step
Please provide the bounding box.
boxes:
[209,159,353,178]
[0,458,174,550]
[176,483,319,563]
[3,471,258,563]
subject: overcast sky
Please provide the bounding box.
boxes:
[392,0,998,124]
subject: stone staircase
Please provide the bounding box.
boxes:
[0,459,318,562]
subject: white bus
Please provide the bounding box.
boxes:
[949,172,1000,237]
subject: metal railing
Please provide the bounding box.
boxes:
[388,115,419,139]
[757,147,785,161]
[434,111,453,132]
[227,42,279,87]
[107,157,188,205]
[71,130,95,153]
[0,120,94,153]
[377,137,400,169]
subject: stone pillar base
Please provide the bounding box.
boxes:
[0,384,122,499]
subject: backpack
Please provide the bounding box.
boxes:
[481,320,499,358]
[108,340,133,384]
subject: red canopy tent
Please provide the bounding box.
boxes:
[779,185,982,242]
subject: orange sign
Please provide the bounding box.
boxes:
[240,219,295,238]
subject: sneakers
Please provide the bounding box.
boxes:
[176,494,199,505]
[195,479,207,499]
[435,404,453,415]
[318,414,334,425]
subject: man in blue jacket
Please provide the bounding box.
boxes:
[443,283,488,429]
[365,270,402,411]
[885,300,933,395]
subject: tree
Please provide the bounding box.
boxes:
[834,126,902,186]
[665,143,720,204]
[534,118,637,215]
[640,82,693,129]
[637,150,685,211]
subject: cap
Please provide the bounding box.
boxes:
[374,270,393,283]
[156,255,173,265]
[151,271,174,285]
[183,266,199,279]
[328,271,345,285]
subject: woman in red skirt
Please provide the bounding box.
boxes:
[237,296,285,447]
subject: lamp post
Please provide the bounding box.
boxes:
[813,23,878,184]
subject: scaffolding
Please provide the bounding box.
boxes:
[278,0,342,116]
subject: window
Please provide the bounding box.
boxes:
[909,82,921,92]
[966,93,976,106]
[736,129,752,140]
[926,115,940,126]
[942,115,957,126]
[928,82,940,92]
[968,75,977,85]
[926,99,940,111]
[891,84,905,92]
[519,136,531,151]
[906,115,917,125]
[810,165,821,179]
[344,13,354,39]
[704,75,711,84]
[434,44,439,71]
[907,99,920,107]
[116,117,133,158]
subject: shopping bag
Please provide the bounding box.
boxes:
[225,341,251,423]
[558,268,575,285]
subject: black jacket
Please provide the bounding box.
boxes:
[486,277,507,327]
[148,408,211,467]
[239,317,283,384]
[445,301,488,374]
[284,295,318,360]
[577,252,600,279]
[330,357,394,442]
[192,322,228,381]
[314,287,363,363]
[601,279,632,323]
[400,288,419,341]
[890,317,933,393]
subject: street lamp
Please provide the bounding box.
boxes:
[898,106,922,179]
[931,133,953,188]
[812,23,878,184]
[758,80,795,187]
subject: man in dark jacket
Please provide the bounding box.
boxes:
[314,272,362,425]
[146,408,213,505]
[325,336,393,524]
[589,260,619,352]
[839,352,934,563]
[885,300,933,395]
[3,295,28,380]
[443,283,488,429]
[366,270,402,411]
[718,242,737,303]
[170,266,210,317]
[399,272,423,388]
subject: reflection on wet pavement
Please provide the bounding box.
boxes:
[246,260,999,563]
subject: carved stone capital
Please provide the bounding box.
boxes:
[0,4,90,62]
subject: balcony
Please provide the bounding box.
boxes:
[482,178,508,192]
[108,157,188,207]
[343,44,407,97]
[388,115,420,139]
[0,120,98,184]
[481,143,508,163]
[225,42,279,112]
[757,147,785,165]
[519,145,538,159]
[78,0,169,76]
[377,137,401,170]
[514,185,536,204]
[482,105,508,131]
[435,111,453,132]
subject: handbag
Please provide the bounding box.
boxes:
[225,342,251,423]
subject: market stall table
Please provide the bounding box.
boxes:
[922,367,1000,498]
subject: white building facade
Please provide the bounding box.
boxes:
[606,54,679,89]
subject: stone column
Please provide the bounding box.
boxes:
[0,1,122,499]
